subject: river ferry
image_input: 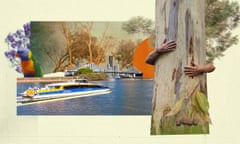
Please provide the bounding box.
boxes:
[17,79,111,104]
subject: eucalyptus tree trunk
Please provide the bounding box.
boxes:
[151,0,208,135]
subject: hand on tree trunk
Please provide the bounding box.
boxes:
[184,62,215,77]
[145,39,177,65]
[157,39,176,53]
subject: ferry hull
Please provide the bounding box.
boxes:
[17,89,111,105]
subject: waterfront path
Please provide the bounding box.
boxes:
[17,77,76,83]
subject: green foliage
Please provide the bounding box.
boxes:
[195,92,209,115]
[158,91,211,135]
[77,68,93,74]
[122,16,154,35]
[205,0,240,63]
[77,73,108,81]
[124,0,240,63]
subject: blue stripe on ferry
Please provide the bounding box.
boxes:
[38,87,108,95]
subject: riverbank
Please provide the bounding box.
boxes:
[17,73,109,83]
[17,77,73,83]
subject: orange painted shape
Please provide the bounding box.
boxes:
[133,38,154,79]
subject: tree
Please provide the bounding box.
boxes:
[151,0,209,135]
[122,16,154,40]
[30,22,69,73]
[41,36,69,72]
[113,40,136,70]
[61,22,75,67]
[31,22,116,73]
[91,23,114,65]
[71,31,91,61]
[71,23,116,65]
[125,0,240,63]
[205,0,240,62]
[78,22,94,63]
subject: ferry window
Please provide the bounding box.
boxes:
[54,86,61,89]
[64,85,81,89]
[75,79,88,83]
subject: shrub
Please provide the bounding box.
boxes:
[77,68,93,74]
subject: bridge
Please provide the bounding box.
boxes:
[65,63,143,78]
[94,70,143,78]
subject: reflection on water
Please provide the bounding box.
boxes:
[17,79,153,115]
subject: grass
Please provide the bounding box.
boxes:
[151,118,209,135]
[159,125,209,135]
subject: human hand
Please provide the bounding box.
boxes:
[145,39,176,65]
[157,39,176,53]
[184,62,215,77]
[184,62,202,77]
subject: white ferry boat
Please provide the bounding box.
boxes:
[17,79,111,105]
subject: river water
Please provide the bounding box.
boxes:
[17,79,153,115]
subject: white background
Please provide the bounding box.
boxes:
[0,0,240,144]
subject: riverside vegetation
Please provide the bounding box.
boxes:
[74,68,108,81]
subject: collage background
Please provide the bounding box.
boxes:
[0,0,240,143]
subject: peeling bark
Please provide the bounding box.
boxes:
[151,0,207,135]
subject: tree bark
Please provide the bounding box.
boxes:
[151,0,207,134]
